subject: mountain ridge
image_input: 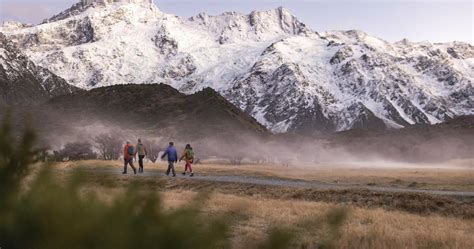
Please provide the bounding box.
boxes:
[0,33,78,106]
[1,1,472,134]
[45,83,267,139]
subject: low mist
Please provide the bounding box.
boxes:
[3,108,473,168]
[36,122,474,168]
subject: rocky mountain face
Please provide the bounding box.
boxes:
[1,1,472,134]
[0,33,78,106]
[227,33,473,134]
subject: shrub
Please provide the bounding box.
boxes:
[54,141,97,161]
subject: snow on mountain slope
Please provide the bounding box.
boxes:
[1,1,472,134]
[231,31,473,133]
[0,33,78,106]
[2,3,308,90]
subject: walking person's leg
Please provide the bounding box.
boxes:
[182,161,188,175]
[170,161,176,176]
[189,162,194,177]
[123,158,128,174]
[138,155,144,173]
[188,162,193,172]
[166,161,171,176]
[129,158,137,174]
[184,161,190,172]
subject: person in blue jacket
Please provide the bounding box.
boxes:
[161,141,178,177]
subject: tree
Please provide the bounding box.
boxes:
[140,138,161,163]
[94,133,122,160]
[55,141,97,161]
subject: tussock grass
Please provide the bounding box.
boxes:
[0,115,349,249]
[160,191,474,249]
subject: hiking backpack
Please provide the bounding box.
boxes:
[127,146,135,155]
[186,149,194,160]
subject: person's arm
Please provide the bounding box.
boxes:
[161,148,168,159]
[144,146,148,157]
[174,151,178,163]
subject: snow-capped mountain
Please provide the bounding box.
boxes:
[0,33,77,106]
[1,0,472,134]
[227,32,473,133]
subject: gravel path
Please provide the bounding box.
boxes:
[69,167,474,198]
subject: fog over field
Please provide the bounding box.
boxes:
[7,106,470,167]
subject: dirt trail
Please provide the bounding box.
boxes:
[69,167,474,198]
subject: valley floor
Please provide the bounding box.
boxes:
[51,160,474,248]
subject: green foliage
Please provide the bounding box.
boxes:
[1,170,234,249]
[257,228,294,249]
[0,112,37,210]
[0,115,349,249]
[318,207,350,249]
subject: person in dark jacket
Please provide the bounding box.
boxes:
[161,142,178,177]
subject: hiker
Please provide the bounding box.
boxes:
[179,144,194,177]
[135,138,148,173]
[123,141,137,174]
[161,142,178,177]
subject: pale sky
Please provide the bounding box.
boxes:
[0,0,472,43]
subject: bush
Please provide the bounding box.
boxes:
[54,141,97,161]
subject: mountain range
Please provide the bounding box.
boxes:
[1,0,473,135]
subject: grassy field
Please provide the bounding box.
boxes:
[56,159,474,191]
[49,160,474,249]
[161,191,474,249]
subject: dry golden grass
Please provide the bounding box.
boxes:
[50,160,474,248]
[160,190,474,249]
[192,161,474,191]
[56,160,474,191]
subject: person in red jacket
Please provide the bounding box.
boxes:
[123,141,137,174]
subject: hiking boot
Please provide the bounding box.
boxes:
[182,172,186,176]
[133,169,137,174]
[190,173,194,177]
[122,172,127,174]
